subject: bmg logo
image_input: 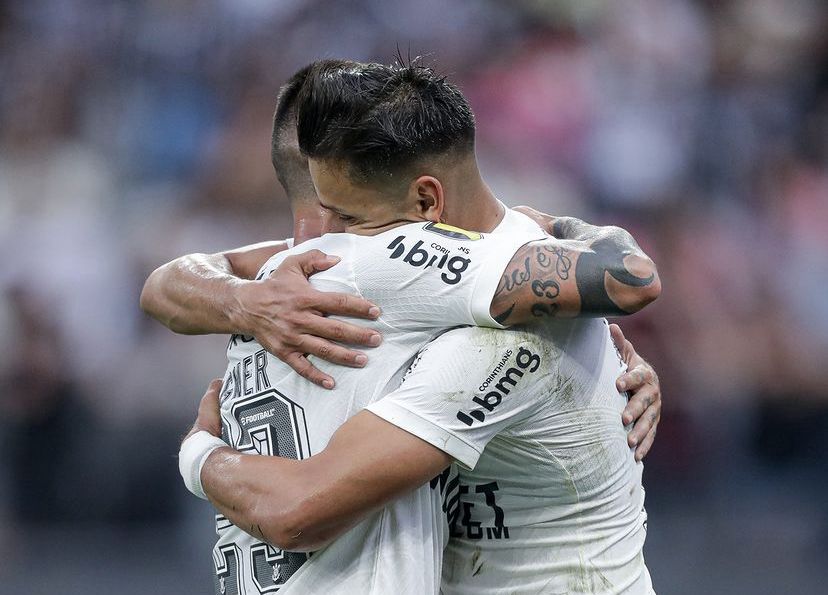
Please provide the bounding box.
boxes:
[386,236,471,285]
[456,347,541,426]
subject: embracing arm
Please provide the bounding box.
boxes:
[491,212,661,325]
[140,241,287,334]
[140,243,382,387]
[201,410,450,552]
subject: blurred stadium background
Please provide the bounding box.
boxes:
[1,0,827,593]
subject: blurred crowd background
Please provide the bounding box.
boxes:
[1,0,826,593]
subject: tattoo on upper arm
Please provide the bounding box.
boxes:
[529,246,572,317]
[493,303,515,325]
[493,245,573,322]
[492,230,655,322]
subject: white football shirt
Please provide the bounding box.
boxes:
[211,210,547,594]
[368,321,654,594]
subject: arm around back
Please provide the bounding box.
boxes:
[140,242,384,388]
[140,241,287,334]
[201,409,452,552]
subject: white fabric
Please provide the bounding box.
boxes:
[368,320,654,594]
[179,431,228,500]
[210,210,547,594]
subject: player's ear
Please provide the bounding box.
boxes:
[411,176,444,222]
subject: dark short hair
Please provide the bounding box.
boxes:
[296,59,476,188]
[271,64,315,199]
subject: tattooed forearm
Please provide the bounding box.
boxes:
[490,221,660,325]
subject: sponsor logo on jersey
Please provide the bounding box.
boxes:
[451,480,510,540]
[386,236,471,285]
[422,221,482,241]
[456,347,541,426]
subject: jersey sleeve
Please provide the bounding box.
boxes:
[366,327,550,469]
[350,222,545,331]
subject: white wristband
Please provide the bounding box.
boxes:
[179,430,227,500]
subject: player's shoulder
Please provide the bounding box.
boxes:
[495,207,546,235]
[410,327,546,379]
[255,232,359,278]
[430,325,544,352]
[421,325,571,378]
[291,232,358,253]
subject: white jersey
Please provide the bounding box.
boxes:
[212,210,547,595]
[368,320,654,594]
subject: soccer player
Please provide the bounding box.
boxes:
[150,60,661,593]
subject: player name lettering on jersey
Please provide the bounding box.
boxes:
[227,332,255,350]
[222,348,271,401]
[456,347,540,426]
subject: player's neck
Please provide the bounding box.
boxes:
[444,176,504,233]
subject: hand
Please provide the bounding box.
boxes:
[512,205,558,235]
[233,249,382,389]
[184,379,223,441]
[609,324,661,461]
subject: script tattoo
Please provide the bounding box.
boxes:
[493,245,573,323]
[530,246,572,317]
[491,222,656,323]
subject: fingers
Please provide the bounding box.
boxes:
[634,425,657,462]
[196,378,224,436]
[627,398,660,450]
[621,378,655,425]
[617,363,653,394]
[610,323,636,370]
[201,378,223,406]
[284,352,335,390]
[285,250,341,278]
[626,397,657,443]
[313,291,382,322]
[257,251,383,384]
[301,314,382,347]
[611,325,661,461]
[268,261,382,321]
[296,335,370,368]
[609,323,625,351]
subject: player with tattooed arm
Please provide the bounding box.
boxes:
[145,60,661,593]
